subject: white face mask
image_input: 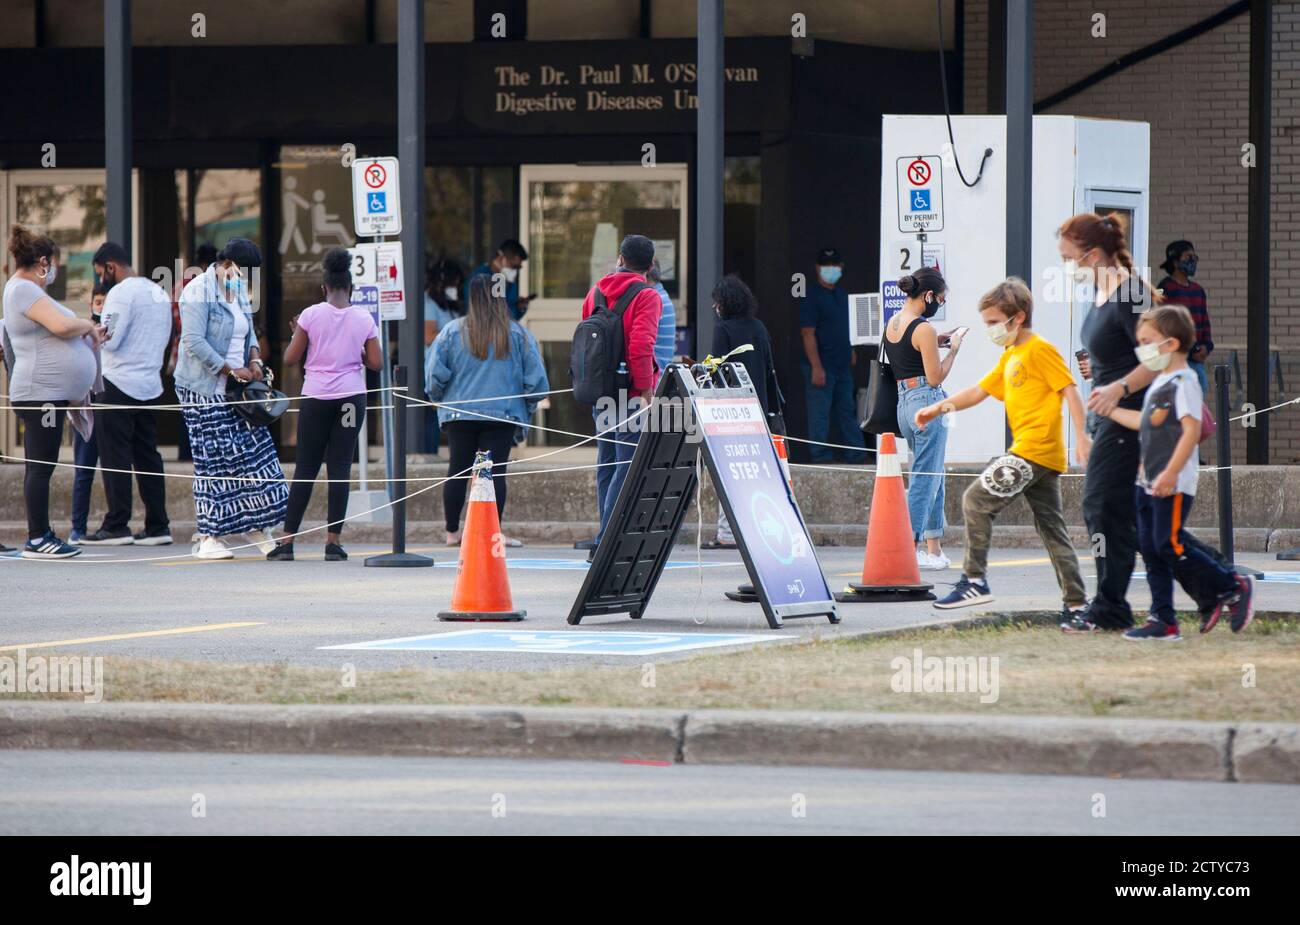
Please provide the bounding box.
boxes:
[38,262,58,286]
[502,267,519,284]
[1064,259,1092,285]
[985,320,1016,346]
[444,287,459,302]
[1135,339,1173,371]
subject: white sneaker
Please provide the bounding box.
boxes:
[917,550,952,571]
[251,529,278,555]
[194,536,234,560]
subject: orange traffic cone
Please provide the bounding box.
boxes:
[835,433,935,603]
[437,452,526,622]
[726,433,795,604]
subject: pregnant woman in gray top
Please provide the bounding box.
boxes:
[2,225,105,558]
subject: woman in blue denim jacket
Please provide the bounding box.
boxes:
[175,238,288,560]
[881,267,966,571]
[425,275,548,547]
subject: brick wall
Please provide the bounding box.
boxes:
[965,0,1300,464]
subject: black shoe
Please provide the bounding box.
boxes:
[22,532,82,559]
[79,528,135,546]
[325,543,347,561]
[1124,618,1182,641]
[586,547,597,563]
[133,529,174,547]
[1060,606,1098,634]
[1201,588,1236,634]
[1229,575,1255,633]
[933,575,993,610]
[266,542,294,561]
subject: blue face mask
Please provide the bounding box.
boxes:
[1178,257,1197,277]
[818,266,842,285]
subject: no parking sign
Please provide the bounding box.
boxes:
[351,156,402,237]
[897,155,944,233]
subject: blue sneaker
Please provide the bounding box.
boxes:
[1124,618,1182,641]
[69,529,85,545]
[22,531,82,560]
[933,575,994,610]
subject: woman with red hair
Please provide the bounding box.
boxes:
[1057,212,1162,633]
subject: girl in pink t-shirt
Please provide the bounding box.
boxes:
[270,249,382,561]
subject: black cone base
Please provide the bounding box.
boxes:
[438,610,526,622]
[724,583,759,603]
[834,581,935,603]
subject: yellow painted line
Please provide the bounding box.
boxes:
[153,545,442,567]
[0,621,265,652]
[837,555,1051,577]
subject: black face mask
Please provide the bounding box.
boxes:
[921,294,942,319]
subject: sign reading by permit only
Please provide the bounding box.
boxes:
[348,242,406,321]
[351,156,402,237]
[321,629,783,656]
[897,156,944,233]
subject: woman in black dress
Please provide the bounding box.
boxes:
[1057,212,1161,632]
[705,274,782,548]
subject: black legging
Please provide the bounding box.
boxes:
[283,395,367,537]
[1081,417,1141,630]
[443,419,515,532]
[15,401,67,540]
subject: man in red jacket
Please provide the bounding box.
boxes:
[581,234,663,552]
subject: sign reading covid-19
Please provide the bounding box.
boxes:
[694,397,832,609]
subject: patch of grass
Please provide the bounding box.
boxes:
[14,619,1300,722]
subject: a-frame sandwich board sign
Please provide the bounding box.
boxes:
[567,362,838,629]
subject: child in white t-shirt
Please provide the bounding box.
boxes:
[1105,305,1253,640]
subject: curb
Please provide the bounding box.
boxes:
[1,701,1295,784]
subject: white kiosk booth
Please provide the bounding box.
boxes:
[872,115,1151,464]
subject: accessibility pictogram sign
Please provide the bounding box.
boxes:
[896,155,944,233]
[351,156,401,237]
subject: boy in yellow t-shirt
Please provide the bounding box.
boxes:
[914,278,1092,618]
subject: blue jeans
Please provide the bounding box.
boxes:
[1188,358,1208,393]
[802,365,867,464]
[895,383,948,542]
[593,408,641,544]
[71,429,100,535]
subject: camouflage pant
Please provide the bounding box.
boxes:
[962,456,1087,607]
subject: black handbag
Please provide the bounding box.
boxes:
[861,341,901,436]
[226,367,290,427]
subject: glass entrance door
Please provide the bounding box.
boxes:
[518,163,688,443]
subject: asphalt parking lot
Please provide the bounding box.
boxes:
[2,544,1296,670]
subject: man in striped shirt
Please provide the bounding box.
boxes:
[647,258,676,374]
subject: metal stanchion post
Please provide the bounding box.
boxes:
[365,365,433,568]
[1215,363,1263,578]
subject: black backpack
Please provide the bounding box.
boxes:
[570,281,648,405]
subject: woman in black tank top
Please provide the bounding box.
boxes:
[884,267,966,570]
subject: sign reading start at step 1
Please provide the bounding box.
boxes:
[897,155,944,233]
[351,156,402,237]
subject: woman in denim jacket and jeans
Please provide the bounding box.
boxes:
[425,274,548,547]
[882,267,965,571]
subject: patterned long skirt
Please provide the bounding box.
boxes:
[178,387,289,537]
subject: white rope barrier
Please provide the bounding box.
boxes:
[0,400,655,564]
